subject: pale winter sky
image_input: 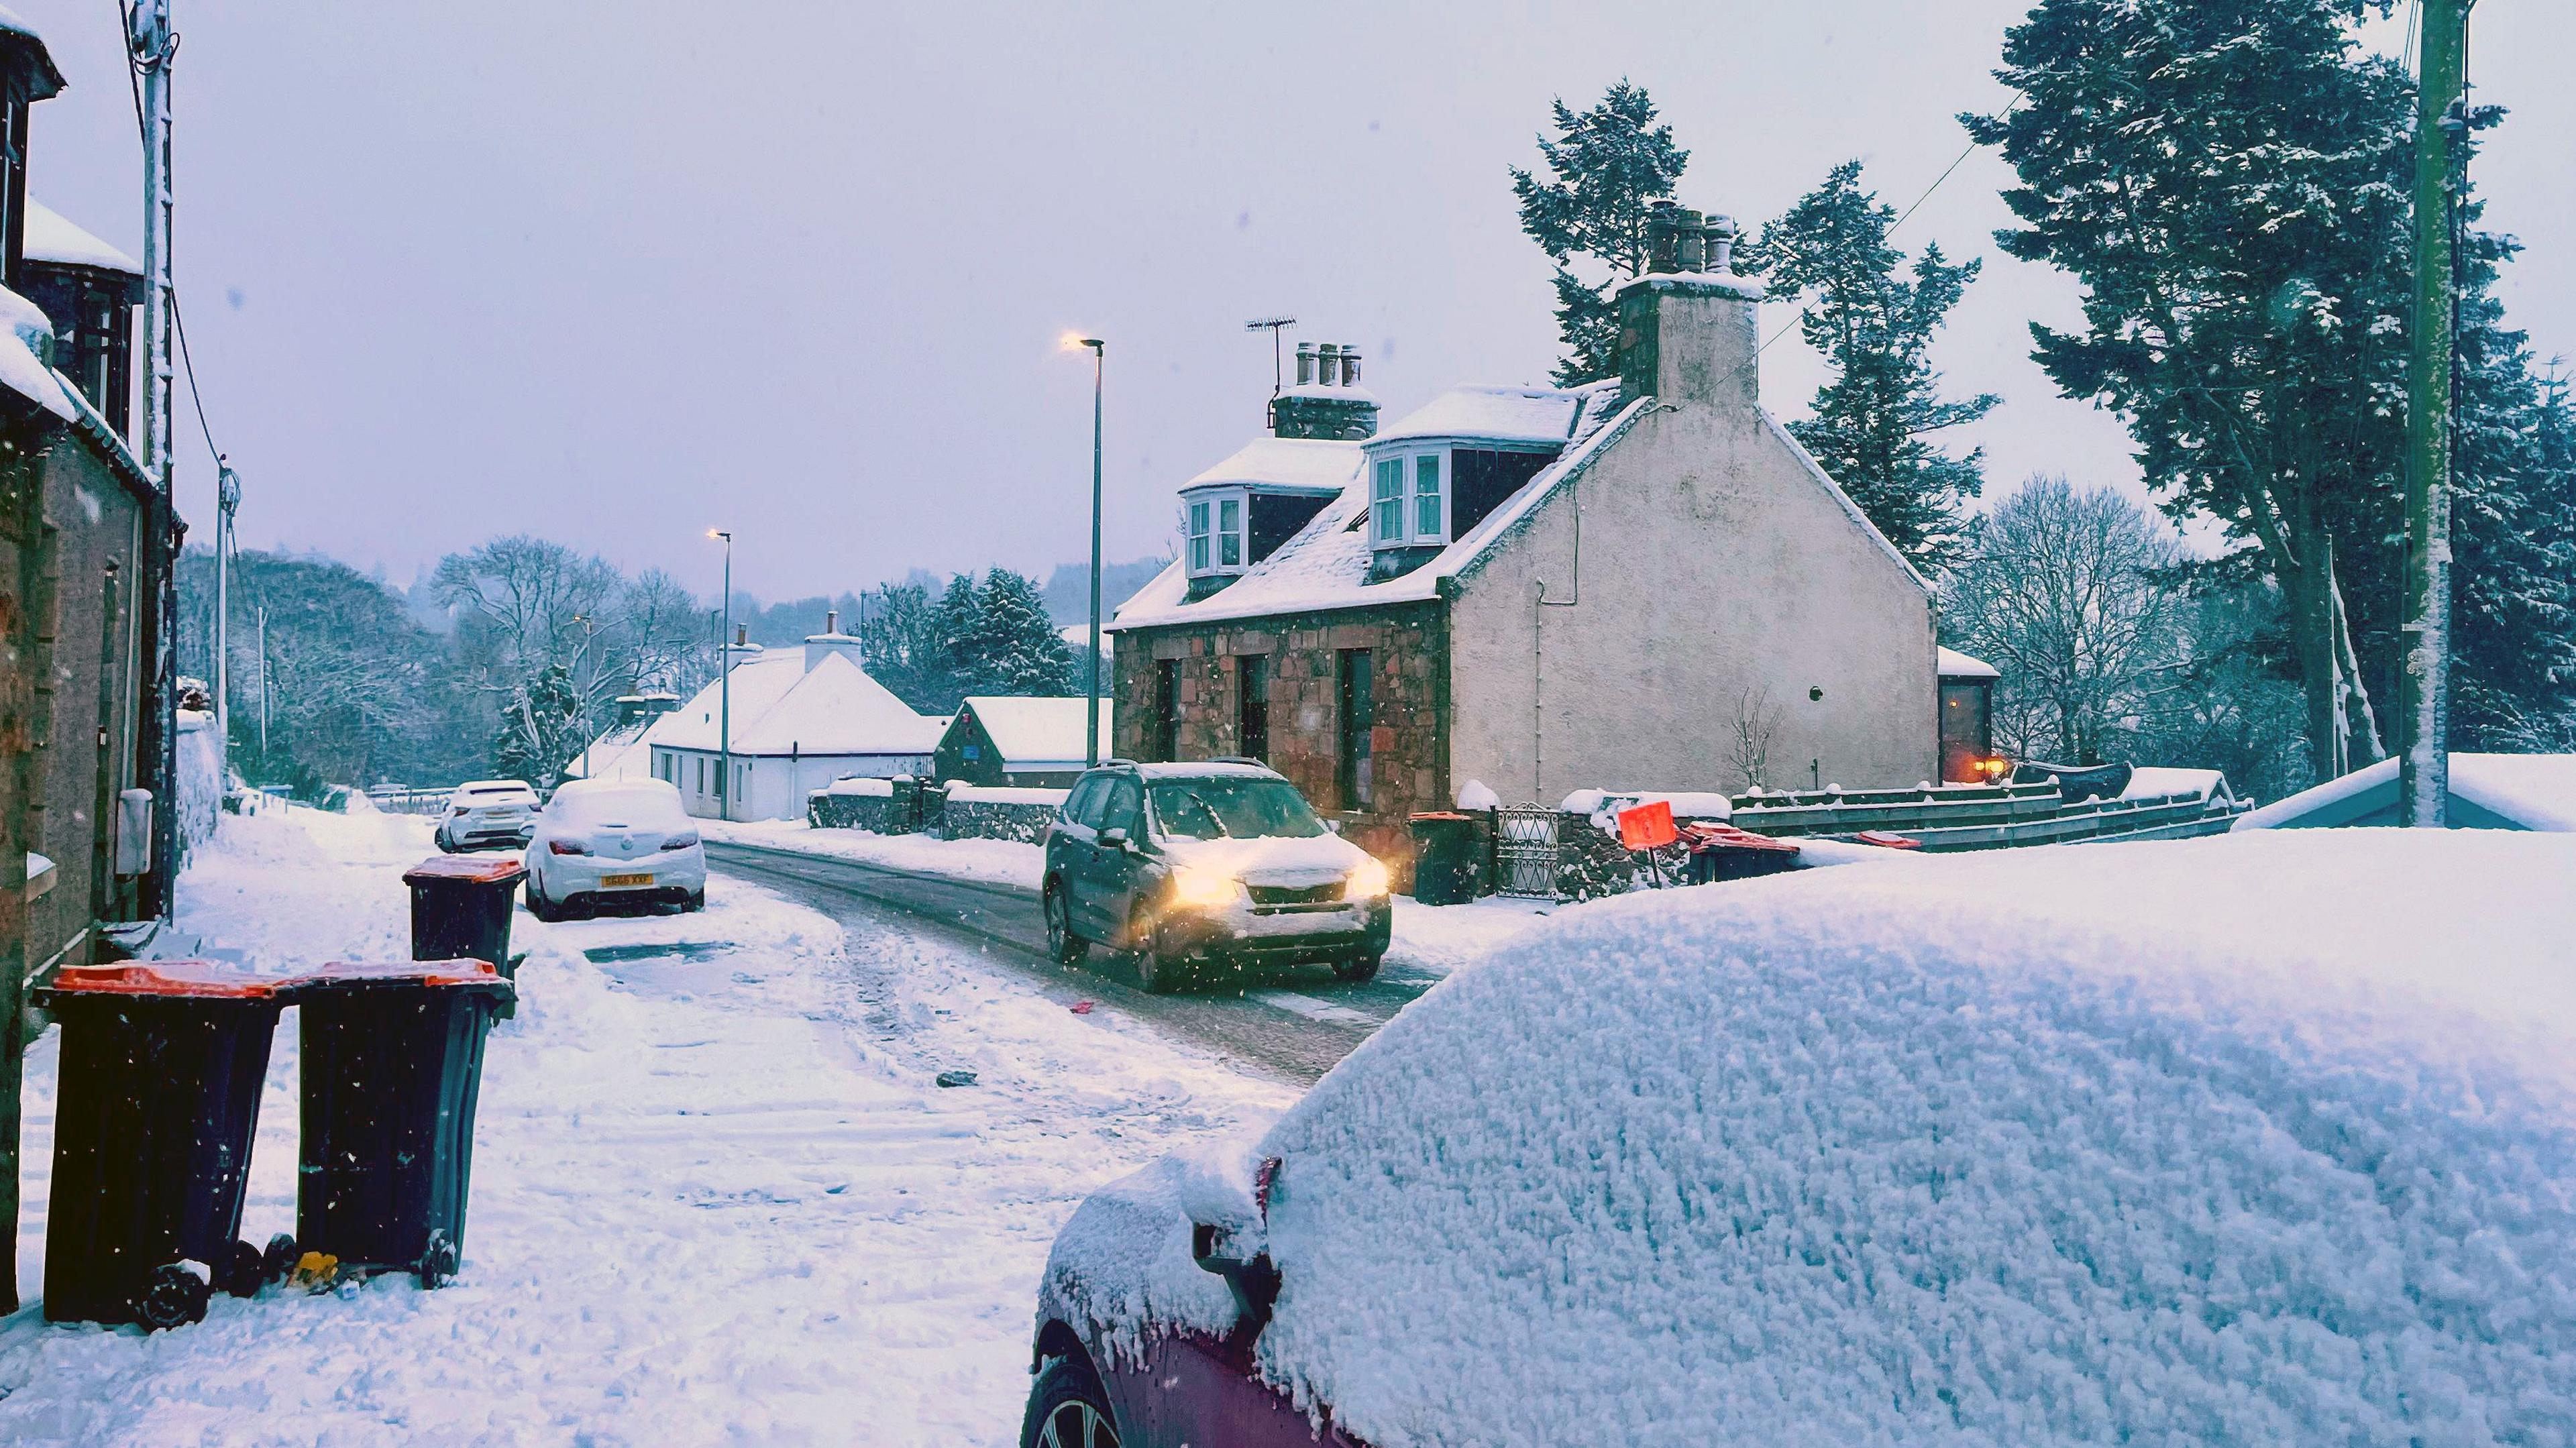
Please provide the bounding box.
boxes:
[14,1,2573,604]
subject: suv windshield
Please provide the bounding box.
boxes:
[1148,777,1325,841]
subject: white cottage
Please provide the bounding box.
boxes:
[646,618,943,820]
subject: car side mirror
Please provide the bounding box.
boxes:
[1098,826,1130,851]
[1191,1222,1281,1333]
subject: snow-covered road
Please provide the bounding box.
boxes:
[0,808,1294,1446]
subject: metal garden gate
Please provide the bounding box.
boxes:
[1493,804,1562,899]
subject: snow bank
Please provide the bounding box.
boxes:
[1049,831,2576,1447]
[820,775,896,797]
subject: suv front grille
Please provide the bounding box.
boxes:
[1248,882,1342,910]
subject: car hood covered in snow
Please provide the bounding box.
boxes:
[1155,830,1369,884]
[1040,830,2576,1447]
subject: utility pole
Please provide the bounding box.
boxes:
[214,459,235,785]
[2399,0,2467,828]
[128,0,183,911]
[1080,339,1105,766]
[256,605,268,760]
[712,530,733,821]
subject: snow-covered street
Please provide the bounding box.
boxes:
[0,808,1293,1446]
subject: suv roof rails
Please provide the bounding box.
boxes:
[1099,757,1140,769]
[1209,756,1270,767]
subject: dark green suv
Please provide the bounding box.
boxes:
[1040,761,1393,993]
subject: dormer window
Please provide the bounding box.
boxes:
[1185,488,1250,578]
[1369,448,1452,549]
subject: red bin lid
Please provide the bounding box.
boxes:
[40,959,297,1000]
[299,958,510,991]
[402,854,527,886]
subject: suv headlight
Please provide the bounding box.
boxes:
[1169,866,1244,911]
[1344,856,1391,901]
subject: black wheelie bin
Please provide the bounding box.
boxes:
[288,960,514,1287]
[34,960,299,1329]
[402,854,525,977]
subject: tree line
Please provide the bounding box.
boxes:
[178,538,1093,795]
[1516,0,2575,801]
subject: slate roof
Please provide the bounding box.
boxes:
[1112,380,1640,632]
[955,696,1116,769]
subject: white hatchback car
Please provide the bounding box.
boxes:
[433,779,539,852]
[523,777,706,920]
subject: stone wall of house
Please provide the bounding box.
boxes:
[1111,602,1446,877]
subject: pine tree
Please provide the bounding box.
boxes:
[964,569,1077,698]
[1966,0,2418,781]
[1737,162,1999,569]
[857,581,944,712]
[1510,81,1690,386]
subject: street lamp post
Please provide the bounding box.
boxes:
[1078,337,1106,766]
[711,529,733,821]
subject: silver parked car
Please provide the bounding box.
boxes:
[433,779,539,852]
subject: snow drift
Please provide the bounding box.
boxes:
[1042,830,2576,1447]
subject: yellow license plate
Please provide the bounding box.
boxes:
[600,873,654,888]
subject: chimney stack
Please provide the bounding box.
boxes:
[1271,339,1379,440]
[1616,199,1760,410]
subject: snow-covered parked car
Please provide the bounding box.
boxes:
[433,779,539,852]
[1026,830,2576,1448]
[1042,761,1392,993]
[523,777,705,920]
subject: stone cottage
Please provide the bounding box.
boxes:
[1105,203,1939,865]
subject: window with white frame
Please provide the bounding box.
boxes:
[1372,459,1405,543]
[1370,448,1451,547]
[1184,490,1250,577]
[1413,453,1445,540]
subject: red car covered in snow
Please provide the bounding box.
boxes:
[1020,831,2576,1448]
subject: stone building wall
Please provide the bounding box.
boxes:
[1111,601,1446,874]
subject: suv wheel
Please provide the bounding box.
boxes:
[1332,954,1381,985]
[1134,926,1188,995]
[1022,1353,1120,1448]
[1044,885,1088,964]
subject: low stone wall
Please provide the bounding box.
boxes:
[808,778,1064,844]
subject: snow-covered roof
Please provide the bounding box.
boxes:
[0,286,71,424]
[561,716,657,783]
[1373,383,1590,447]
[2234,752,2576,832]
[1041,829,2576,1446]
[23,202,140,275]
[1182,435,1364,494]
[1112,382,1640,632]
[2121,765,2233,806]
[953,696,1113,769]
[648,650,941,758]
[1935,646,1998,680]
[0,8,64,99]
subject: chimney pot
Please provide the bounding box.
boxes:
[1340,346,1361,386]
[1295,342,1315,386]
[824,608,839,635]
[735,624,747,647]
[1706,215,1739,273]
[1316,343,1340,387]
[1645,199,1680,275]
[1674,209,1707,272]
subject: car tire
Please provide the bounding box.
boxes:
[435,832,458,854]
[1332,954,1382,985]
[1134,928,1188,996]
[684,889,706,913]
[524,880,560,924]
[1020,1352,1120,1448]
[1044,886,1088,964]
